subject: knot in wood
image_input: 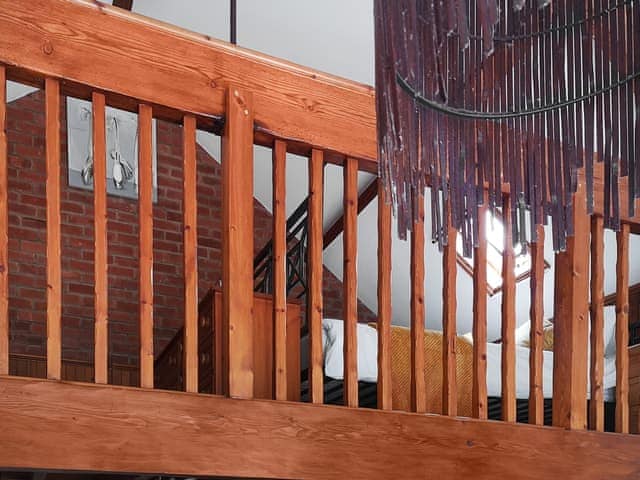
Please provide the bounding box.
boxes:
[42,40,54,55]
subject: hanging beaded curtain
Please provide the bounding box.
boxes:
[375,0,640,255]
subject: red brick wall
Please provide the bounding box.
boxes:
[6,91,375,371]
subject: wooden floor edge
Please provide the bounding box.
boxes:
[0,376,639,479]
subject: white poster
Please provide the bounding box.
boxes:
[66,97,158,201]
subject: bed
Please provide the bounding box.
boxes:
[302,308,619,428]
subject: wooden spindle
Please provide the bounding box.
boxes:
[92,92,108,385]
[377,180,392,411]
[183,114,198,393]
[343,157,359,408]
[222,87,254,399]
[472,203,488,420]
[615,223,630,433]
[529,225,545,425]
[442,212,457,416]
[307,148,324,404]
[552,184,589,430]
[138,103,154,389]
[501,199,516,422]
[589,215,605,431]
[45,78,61,381]
[410,195,426,413]
[0,66,7,376]
[272,139,287,401]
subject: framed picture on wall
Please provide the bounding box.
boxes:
[66,97,158,202]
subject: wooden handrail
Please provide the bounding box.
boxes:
[0,0,376,167]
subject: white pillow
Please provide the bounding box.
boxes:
[322,318,378,382]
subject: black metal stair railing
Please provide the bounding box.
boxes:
[254,197,309,299]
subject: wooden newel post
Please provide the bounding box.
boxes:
[222,86,255,399]
[552,182,590,430]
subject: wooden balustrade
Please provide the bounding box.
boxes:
[501,199,516,422]
[377,180,392,411]
[442,211,457,416]
[590,215,605,431]
[272,139,288,401]
[0,66,7,377]
[616,223,630,433]
[0,1,636,444]
[183,114,198,394]
[343,157,359,408]
[529,225,545,426]
[138,103,154,389]
[410,195,426,413]
[92,91,108,385]
[307,148,324,405]
[472,201,488,420]
[45,77,62,381]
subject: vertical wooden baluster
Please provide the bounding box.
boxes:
[183,114,198,393]
[616,223,630,433]
[138,103,154,389]
[343,157,358,408]
[589,215,605,431]
[501,198,516,422]
[45,78,61,381]
[411,195,426,413]
[472,203,488,420]
[307,148,324,404]
[529,225,545,425]
[442,210,457,416]
[222,87,254,399]
[377,179,392,410]
[552,183,589,430]
[0,66,7,376]
[272,139,287,401]
[92,92,108,385]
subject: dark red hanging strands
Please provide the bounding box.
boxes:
[374,0,640,253]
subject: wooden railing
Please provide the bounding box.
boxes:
[0,0,637,478]
[0,1,640,478]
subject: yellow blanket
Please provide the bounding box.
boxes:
[381,325,474,415]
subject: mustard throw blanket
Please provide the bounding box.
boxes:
[379,325,474,415]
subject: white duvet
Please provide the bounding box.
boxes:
[322,317,618,401]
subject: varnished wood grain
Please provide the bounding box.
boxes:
[529,225,545,426]
[138,103,154,389]
[92,92,108,385]
[307,149,324,404]
[343,157,359,408]
[182,114,198,393]
[1,377,639,479]
[0,66,7,376]
[410,196,426,413]
[377,180,392,411]
[616,223,630,433]
[45,77,61,381]
[552,183,589,430]
[590,216,605,431]
[272,139,287,401]
[501,199,516,422]
[472,202,488,420]
[0,0,377,166]
[222,87,254,399]
[442,212,457,416]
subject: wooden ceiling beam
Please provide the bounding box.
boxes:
[0,377,639,479]
[112,0,133,11]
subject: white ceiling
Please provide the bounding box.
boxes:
[8,0,640,340]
